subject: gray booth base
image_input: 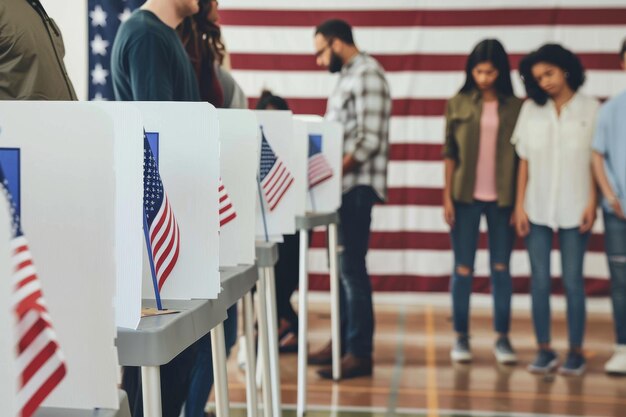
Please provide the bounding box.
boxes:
[255,241,279,267]
[219,264,258,309]
[116,265,258,367]
[296,212,339,230]
[35,390,130,417]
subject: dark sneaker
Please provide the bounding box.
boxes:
[450,335,472,363]
[528,349,559,374]
[317,353,372,380]
[494,336,518,365]
[559,351,586,376]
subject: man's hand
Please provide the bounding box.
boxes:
[342,154,358,175]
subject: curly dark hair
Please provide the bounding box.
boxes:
[519,43,585,105]
[459,39,514,97]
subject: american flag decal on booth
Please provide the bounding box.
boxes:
[259,129,294,211]
[307,134,333,189]
[219,178,237,227]
[0,149,67,417]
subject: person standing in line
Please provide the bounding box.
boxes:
[111,0,202,416]
[0,0,76,100]
[177,1,242,415]
[513,44,599,376]
[443,39,523,365]
[308,19,391,379]
[591,38,626,376]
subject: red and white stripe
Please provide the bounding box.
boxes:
[149,194,180,291]
[219,178,237,227]
[221,0,626,293]
[261,160,294,211]
[11,235,66,417]
[308,153,333,189]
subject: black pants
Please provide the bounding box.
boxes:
[122,340,199,417]
[275,233,306,330]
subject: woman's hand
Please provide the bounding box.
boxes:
[514,205,530,237]
[579,203,597,233]
[443,196,455,228]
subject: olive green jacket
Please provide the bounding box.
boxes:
[0,0,76,100]
[443,90,523,207]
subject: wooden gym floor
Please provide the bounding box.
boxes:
[222,299,626,417]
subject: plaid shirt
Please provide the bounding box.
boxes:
[325,53,391,201]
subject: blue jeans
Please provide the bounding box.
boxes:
[526,223,589,348]
[338,185,380,358]
[185,304,238,417]
[450,201,514,335]
[604,211,626,345]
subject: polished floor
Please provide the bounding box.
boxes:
[223,298,626,417]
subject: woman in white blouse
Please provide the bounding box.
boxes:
[512,44,599,376]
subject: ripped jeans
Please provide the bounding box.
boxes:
[604,210,626,345]
[450,201,515,335]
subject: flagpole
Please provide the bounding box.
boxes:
[257,177,270,242]
[143,207,163,310]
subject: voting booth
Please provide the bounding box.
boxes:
[253,110,301,241]
[0,102,120,412]
[294,116,344,214]
[89,102,144,330]
[134,102,221,301]
[217,109,259,268]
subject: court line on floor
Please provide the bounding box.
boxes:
[425,305,440,417]
[228,381,626,407]
[227,402,606,417]
[386,305,408,417]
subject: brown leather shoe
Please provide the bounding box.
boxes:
[317,353,373,380]
[308,341,333,365]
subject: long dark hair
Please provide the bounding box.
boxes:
[178,0,225,66]
[460,39,514,97]
[519,43,585,105]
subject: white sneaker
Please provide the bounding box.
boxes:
[605,345,626,375]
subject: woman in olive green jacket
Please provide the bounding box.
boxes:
[443,39,523,364]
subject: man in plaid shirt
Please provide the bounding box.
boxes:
[309,19,391,379]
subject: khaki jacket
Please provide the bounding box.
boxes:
[443,90,523,207]
[0,0,76,100]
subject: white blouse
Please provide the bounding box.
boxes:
[511,93,599,229]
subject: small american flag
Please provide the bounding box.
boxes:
[143,135,180,292]
[307,134,333,189]
[219,178,237,227]
[259,129,294,211]
[0,161,66,417]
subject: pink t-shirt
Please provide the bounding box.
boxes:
[473,100,499,201]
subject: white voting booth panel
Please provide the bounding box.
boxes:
[292,119,309,219]
[217,109,259,267]
[0,102,119,410]
[89,102,144,330]
[294,116,344,214]
[134,102,220,300]
[254,111,299,241]
[0,200,16,416]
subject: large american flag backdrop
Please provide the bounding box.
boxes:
[89,0,626,294]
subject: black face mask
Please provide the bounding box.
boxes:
[329,51,343,73]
